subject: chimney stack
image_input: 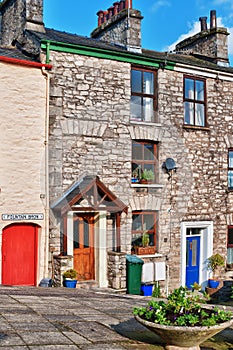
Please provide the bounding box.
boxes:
[210,10,217,29]
[199,17,208,31]
[92,0,143,53]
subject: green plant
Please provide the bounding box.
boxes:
[63,269,77,279]
[141,169,155,182]
[191,282,201,291]
[207,253,225,278]
[152,282,161,298]
[133,286,232,327]
[142,232,150,247]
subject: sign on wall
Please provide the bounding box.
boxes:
[2,213,44,221]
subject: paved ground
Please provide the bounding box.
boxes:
[0,286,232,349]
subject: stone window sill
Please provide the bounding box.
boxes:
[131,184,164,188]
[183,124,210,131]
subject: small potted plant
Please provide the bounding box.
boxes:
[136,231,156,255]
[207,253,225,288]
[139,169,155,184]
[63,268,78,288]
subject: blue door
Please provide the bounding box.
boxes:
[186,236,200,288]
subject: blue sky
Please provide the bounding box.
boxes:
[44,0,233,65]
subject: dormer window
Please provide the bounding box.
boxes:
[184,76,206,127]
[130,68,156,122]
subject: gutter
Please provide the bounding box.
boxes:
[41,39,176,70]
[0,55,52,69]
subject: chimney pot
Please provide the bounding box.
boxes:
[108,6,114,18]
[113,2,120,15]
[210,10,217,29]
[97,10,104,26]
[103,11,109,23]
[125,0,132,8]
[119,0,125,11]
[199,16,208,31]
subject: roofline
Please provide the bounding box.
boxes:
[0,55,52,69]
[40,39,176,70]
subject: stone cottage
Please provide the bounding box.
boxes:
[1,0,233,293]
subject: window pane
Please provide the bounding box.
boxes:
[191,240,197,266]
[131,70,142,93]
[144,214,155,231]
[185,78,194,99]
[84,219,89,248]
[73,220,79,249]
[143,97,154,122]
[228,170,233,188]
[195,80,204,101]
[227,247,233,264]
[130,96,142,120]
[132,142,142,160]
[229,151,233,167]
[228,227,233,245]
[132,214,142,231]
[144,143,154,160]
[143,72,154,94]
[132,162,142,179]
[184,102,194,124]
[195,103,205,126]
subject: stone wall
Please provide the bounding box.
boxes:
[0,0,44,48]
[53,255,73,287]
[108,251,126,290]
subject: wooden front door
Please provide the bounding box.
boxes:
[2,224,38,286]
[73,214,95,281]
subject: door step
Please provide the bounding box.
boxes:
[76,280,99,290]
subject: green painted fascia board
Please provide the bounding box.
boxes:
[41,40,175,70]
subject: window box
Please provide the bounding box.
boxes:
[135,246,156,255]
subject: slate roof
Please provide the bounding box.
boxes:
[28,27,233,73]
[0,46,39,62]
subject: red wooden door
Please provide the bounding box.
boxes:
[73,214,95,281]
[2,224,38,286]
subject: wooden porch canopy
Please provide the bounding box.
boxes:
[51,176,128,251]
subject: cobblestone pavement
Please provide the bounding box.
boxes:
[0,286,232,349]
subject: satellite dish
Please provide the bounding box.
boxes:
[162,158,177,179]
[165,158,177,171]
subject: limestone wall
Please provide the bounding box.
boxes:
[48,48,233,290]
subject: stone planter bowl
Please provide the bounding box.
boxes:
[135,315,233,350]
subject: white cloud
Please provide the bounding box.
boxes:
[164,21,200,52]
[228,27,233,55]
[151,0,171,13]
